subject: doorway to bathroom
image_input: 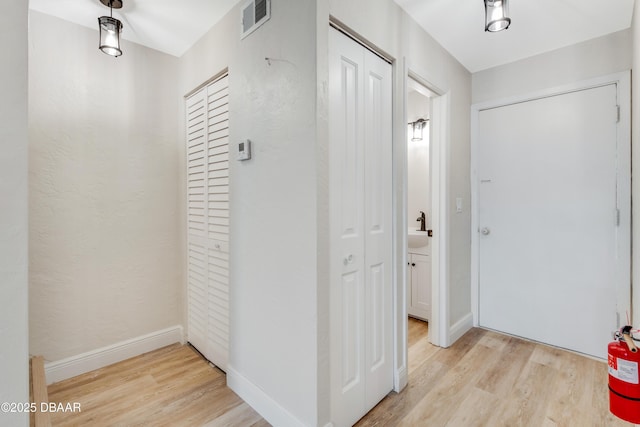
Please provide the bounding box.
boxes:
[404,75,445,371]
[406,77,432,324]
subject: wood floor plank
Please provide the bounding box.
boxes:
[48,344,260,427]
[397,337,501,426]
[484,360,557,426]
[542,350,594,426]
[202,402,263,427]
[475,335,536,397]
[443,386,499,427]
[407,317,428,348]
[48,322,633,427]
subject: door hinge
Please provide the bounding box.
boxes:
[616,105,620,123]
[616,208,620,226]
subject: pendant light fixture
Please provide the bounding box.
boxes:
[484,0,511,32]
[409,119,428,142]
[98,0,124,57]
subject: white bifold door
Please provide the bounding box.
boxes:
[477,83,630,359]
[329,29,393,427]
[186,74,230,371]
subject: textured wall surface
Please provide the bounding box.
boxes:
[165,0,469,423]
[632,4,639,324]
[28,11,182,362]
[472,29,632,104]
[180,1,320,425]
[0,1,29,425]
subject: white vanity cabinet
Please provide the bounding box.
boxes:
[408,252,431,321]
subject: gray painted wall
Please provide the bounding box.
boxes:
[473,29,632,104]
[0,1,29,426]
[180,1,320,425]
[28,12,182,362]
[632,4,639,325]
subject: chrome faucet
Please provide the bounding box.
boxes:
[417,211,426,232]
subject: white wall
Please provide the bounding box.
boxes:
[28,12,182,363]
[407,138,430,231]
[407,91,430,229]
[473,29,632,103]
[180,1,319,426]
[632,2,640,324]
[0,1,29,425]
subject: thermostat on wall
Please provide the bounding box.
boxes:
[238,139,252,161]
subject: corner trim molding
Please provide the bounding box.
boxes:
[447,313,474,347]
[395,365,408,393]
[44,325,184,385]
[227,365,307,427]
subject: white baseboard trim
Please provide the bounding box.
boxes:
[44,325,184,385]
[226,365,306,427]
[448,312,474,346]
[394,365,407,393]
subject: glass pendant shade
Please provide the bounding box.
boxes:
[484,0,511,32]
[99,16,123,57]
[411,119,426,142]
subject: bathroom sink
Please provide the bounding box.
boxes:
[408,228,429,248]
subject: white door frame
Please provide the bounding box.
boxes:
[470,71,632,329]
[394,61,451,391]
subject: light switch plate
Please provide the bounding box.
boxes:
[456,197,463,213]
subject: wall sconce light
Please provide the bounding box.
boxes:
[98,0,124,57]
[484,0,511,32]
[410,119,428,142]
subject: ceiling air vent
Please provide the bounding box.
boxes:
[241,0,271,39]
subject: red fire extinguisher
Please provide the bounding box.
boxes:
[609,325,640,423]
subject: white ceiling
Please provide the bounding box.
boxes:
[394,0,635,72]
[29,0,635,70]
[29,0,241,58]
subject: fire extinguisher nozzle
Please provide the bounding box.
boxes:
[622,333,638,353]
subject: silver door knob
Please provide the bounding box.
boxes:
[343,254,354,265]
[481,227,490,235]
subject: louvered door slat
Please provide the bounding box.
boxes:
[186,74,230,372]
[187,242,207,353]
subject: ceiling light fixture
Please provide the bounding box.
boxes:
[98,0,124,57]
[484,0,511,32]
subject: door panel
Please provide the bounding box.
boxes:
[368,263,384,369]
[477,84,628,359]
[330,28,393,427]
[363,47,393,411]
[330,29,367,424]
[341,271,361,391]
[409,254,431,321]
[186,74,230,371]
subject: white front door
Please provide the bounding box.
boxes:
[329,28,393,427]
[477,83,630,359]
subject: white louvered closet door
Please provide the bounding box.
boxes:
[186,74,230,371]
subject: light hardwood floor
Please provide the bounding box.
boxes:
[357,318,631,427]
[48,320,632,426]
[47,344,268,427]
